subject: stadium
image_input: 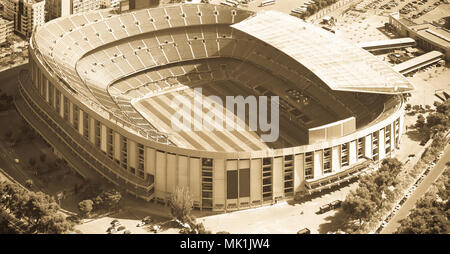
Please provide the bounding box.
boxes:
[15,3,414,211]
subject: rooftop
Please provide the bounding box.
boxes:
[233,11,415,94]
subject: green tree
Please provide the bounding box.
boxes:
[169,186,193,222]
[93,189,122,211]
[396,196,448,234]
[0,181,72,234]
[342,187,377,226]
[379,158,403,178]
[78,200,94,218]
[415,114,425,129]
[35,213,72,234]
[25,179,33,188]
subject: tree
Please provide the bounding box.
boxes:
[78,200,94,218]
[342,187,377,226]
[379,158,403,178]
[396,195,448,234]
[435,99,450,115]
[169,186,193,222]
[415,114,425,129]
[35,213,73,234]
[427,112,448,127]
[25,179,33,188]
[307,4,319,14]
[93,189,122,211]
[0,181,72,234]
[431,133,446,149]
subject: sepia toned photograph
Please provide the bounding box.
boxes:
[0,0,448,242]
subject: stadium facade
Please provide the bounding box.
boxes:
[16,4,414,211]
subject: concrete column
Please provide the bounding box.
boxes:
[78,110,84,135]
[332,146,341,172]
[100,124,107,152]
[313,150,323,179]
[293,154,304,194]
[349,140,357,165]
[364,134,372,159]
[379,129,385,160]
[89,117,95,144]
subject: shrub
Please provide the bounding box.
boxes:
[169,187,193,222]
[78,199,94,218]
[25,179,33,188]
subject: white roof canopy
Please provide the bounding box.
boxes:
[232,11,414,94]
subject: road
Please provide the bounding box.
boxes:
[0,63,28,94]
[380,144,450,234]
[0,64,46,192]
[0,140,46,192]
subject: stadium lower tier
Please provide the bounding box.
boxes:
[15,52,406,211]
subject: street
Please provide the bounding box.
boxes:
[380,144,450,233]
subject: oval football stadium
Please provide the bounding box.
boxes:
[15,3,414,211]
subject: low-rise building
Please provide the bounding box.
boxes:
[389,12,450,61]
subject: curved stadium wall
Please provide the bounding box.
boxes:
[15,4,406,212]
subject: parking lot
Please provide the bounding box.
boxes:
[199,181,358,234]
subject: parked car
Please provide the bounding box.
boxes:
[107,226,117,234]
[152,225,161,233]
[297,228,311,234]
[330,200,342,209]
[111,219,120,227]
[318,204,332,214]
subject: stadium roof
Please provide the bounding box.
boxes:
[232,11,415,94]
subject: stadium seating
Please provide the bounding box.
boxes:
[32,4,389,149]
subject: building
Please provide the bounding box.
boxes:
[46,0,101,20]
[1,0,15,20]
[101,0,121,9]
[17,4,414,212]
[0,17,13,44]
[119,0,159,12]
[389,12,450,61]
[2,0,45,38]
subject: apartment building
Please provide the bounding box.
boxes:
[0,16,14,44]
[46,0,102,20]
[2,0,45,38]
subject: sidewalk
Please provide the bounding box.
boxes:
[381,144,450,233]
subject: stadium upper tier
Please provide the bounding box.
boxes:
[32,4,411,151]
[232,11,415,94]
